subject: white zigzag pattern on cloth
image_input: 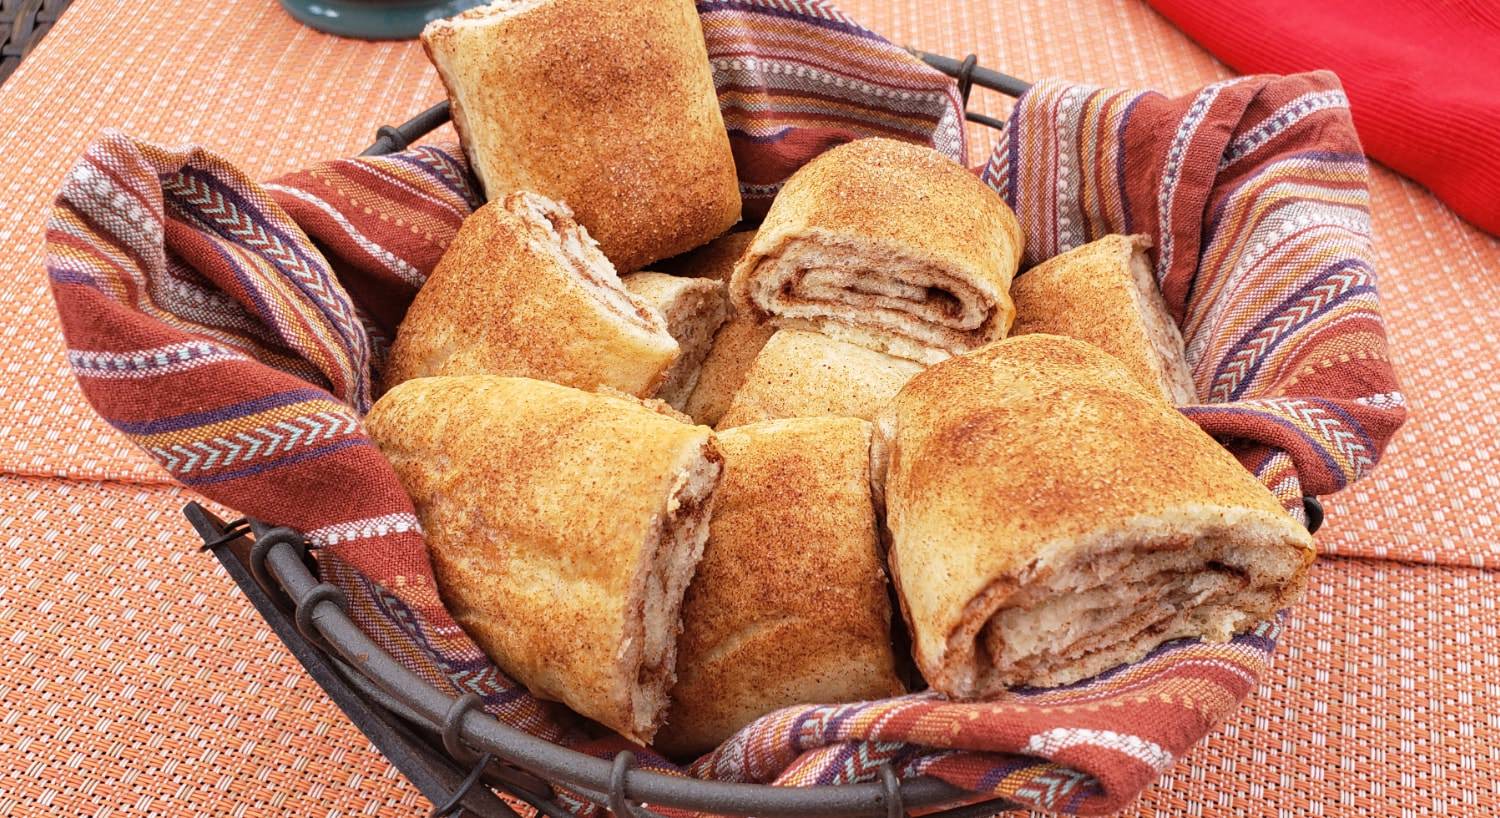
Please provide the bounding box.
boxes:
[167,174,355,325]
[410,146,478,212]
[264,183,425,287]
[1012,766,1094,809]
[164,170,372,407]
[745,0,858,26]
[827,740,903,783]
[148,409,359,473]
[305,513,424,547]
[1208,267,1372,401]
[1185,186,1372,370]
[1220,90,1350,170]
[1024,727,1175,773]
[70,341,250,379]
[984,122,1010,199]
[356,148,474,218]
[1256,396,1375,477]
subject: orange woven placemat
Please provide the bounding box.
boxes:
[0,0,1495,815]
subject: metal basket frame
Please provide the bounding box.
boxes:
[188,52,1325,818]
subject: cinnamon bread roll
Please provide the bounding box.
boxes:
[717,329,922,429]
[875,335,1314,695]
[422,0,741,271]
[384,192,678,397]
[658,417,903,756]
[366,375,723,743]
[730,138,1022,364]
[1010,235,1196,404]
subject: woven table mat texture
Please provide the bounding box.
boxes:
[0,0,1496,815]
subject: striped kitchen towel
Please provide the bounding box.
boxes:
[45,1,1403,814]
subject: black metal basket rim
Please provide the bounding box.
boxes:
[202,510,997,817]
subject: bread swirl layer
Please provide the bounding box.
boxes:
[622,273,729,410]
[742,236,1003,364]
[508,193,664,334]
[624,445,721,734]
[731,138,1022,364]
[939,515,1308,695]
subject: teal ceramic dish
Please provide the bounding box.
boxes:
[279,0,485,40]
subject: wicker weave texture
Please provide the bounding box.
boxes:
[1,0,72,84]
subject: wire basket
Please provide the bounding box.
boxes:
[185,52,1325,818]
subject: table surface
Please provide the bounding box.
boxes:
[0,1,1495,815]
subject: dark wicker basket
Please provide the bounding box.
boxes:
[187,53,1324,817]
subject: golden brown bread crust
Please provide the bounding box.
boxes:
[422,0,741,272]
[621,272,730,410]
[683,317,777,427]
[383,192,678,397]
[366,375,723,742]
[667,231,773,425]
[716,329,923,429]
[1010,235,1197,404]
[657,417,904,757]
[658,230,758,282]
[877,335,1314,696]
[729,138,1022,363]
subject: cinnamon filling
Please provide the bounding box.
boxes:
[503,192,665,332]
[621,444,722,737]
[943,531,1305,695]
[746,236,1002,359]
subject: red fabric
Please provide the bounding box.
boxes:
[1147,0,1500,235]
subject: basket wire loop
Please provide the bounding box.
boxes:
[880,763,907,818]
[443,693,488,764]
[197,516,250,551]
[376,124,412,153]
[1303,496,1324,532]
[609,751,645,818]
[429,751,504,818]
[248,526,305,599]
[293,581,349,653]
[954,53,979,108]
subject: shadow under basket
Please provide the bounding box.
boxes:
[186,53,1326,818]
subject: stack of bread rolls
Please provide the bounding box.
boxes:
[363,0,1316,752]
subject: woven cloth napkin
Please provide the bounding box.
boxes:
[45,1,1404,814]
